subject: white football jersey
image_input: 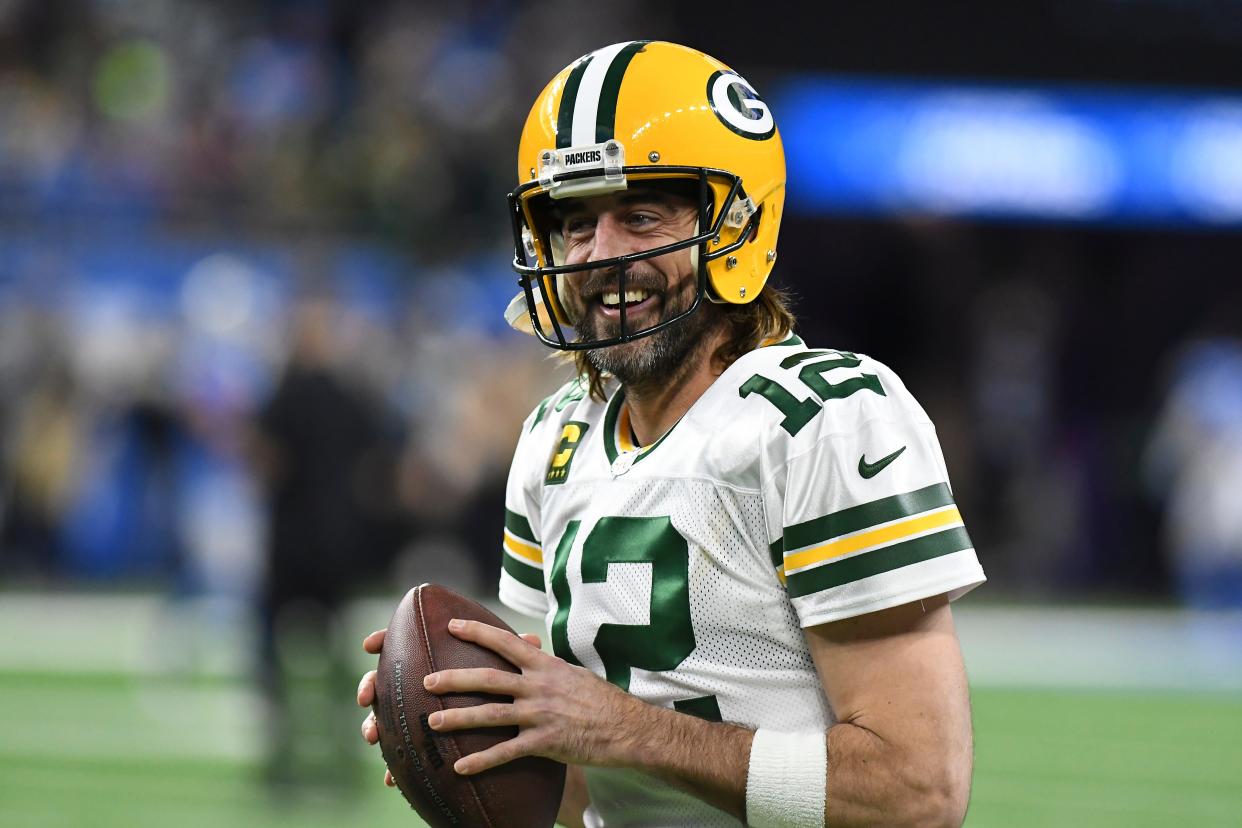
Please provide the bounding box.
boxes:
[498,335,985,827]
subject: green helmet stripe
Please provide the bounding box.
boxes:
[594,40,651,143]
[556,55,594,149]
[557,41,651,149]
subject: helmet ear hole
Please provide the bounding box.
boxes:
[746,206,763,243]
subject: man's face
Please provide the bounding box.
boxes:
[557,185,716,385]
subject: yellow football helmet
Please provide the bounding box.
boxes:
[505,40,786,350]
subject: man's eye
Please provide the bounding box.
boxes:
[564,218,593,236]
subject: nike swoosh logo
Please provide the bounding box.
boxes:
[858,446,907,479]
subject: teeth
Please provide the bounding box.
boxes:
[601,289,650,308]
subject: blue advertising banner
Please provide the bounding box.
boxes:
[772,78,1242,225]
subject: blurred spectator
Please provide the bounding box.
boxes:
[0,358,80,575]
[0,0,657,252]
[1144,294,1242,611]
[250,293,400,791]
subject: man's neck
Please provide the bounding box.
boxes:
[623,325,730,446]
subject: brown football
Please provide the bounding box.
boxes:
[372,583,565,828]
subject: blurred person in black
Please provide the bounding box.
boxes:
[251,292,399,792]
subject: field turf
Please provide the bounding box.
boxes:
[2,595,1239,826]
[2,670,1239,827]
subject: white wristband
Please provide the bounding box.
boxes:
[745,729,828,828]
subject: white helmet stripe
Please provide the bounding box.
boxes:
[571,41,637,146]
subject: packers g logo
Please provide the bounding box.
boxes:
[546,421,590,486]
[707,70,775,140]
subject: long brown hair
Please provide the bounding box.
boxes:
[574,283,797,401]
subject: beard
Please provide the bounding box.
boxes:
[573,266,719,389]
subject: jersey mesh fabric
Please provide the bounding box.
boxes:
[559,477,828,727]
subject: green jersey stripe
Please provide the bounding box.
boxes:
[603,388,623,464]
[786,526,973,598]
[602,387,683,466]
[502,551,544,591]
[768,538,784,569]
[504,508,539,544]
[673,695,723,722]
[556,55,593,149]
[594,40,650,143]
[785,483,955,551]
[530,395,552,431]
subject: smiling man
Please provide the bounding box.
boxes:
[359,41,985,827]
[554,185,727,396]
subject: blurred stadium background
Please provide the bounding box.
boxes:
[2,1,1240,826]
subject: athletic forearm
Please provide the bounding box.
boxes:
[611,699,969,828]
[614,701,754,821]
[825,720,970,827]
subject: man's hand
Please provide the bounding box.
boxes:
[356,629,397,788]
[359,619,756,820]
[420,618,644,775]
[355,624,594,780]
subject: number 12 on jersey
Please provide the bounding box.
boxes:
[548,516,722,722]
[740,350,885,436]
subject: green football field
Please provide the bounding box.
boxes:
[2,594,1240,827]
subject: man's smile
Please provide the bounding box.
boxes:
[596,288,660,322]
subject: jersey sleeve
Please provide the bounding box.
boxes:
[497,385,571,618]
[764,357,985,627]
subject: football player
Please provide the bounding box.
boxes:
[360,41,985,827]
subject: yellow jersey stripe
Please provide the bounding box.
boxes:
[784,507,963,572]
[503,531,543,564]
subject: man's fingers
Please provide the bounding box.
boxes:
[446,619,538,667]
[361,711,379,744]
[357,669,378,706]
[425,666,522,696]
[363,628,387,655]
[427,703,519,732]
[453,734,535,776]
[384,768,395,787]
[519,632,543,649]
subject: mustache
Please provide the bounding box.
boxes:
[572,264,666,301]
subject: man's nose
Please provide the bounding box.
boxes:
[588,214,631,264]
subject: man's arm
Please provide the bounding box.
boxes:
[810,592,973,826]
[417,594,972,827]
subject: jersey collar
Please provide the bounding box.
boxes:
[599,332,804,465]
[602,387,682,466]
